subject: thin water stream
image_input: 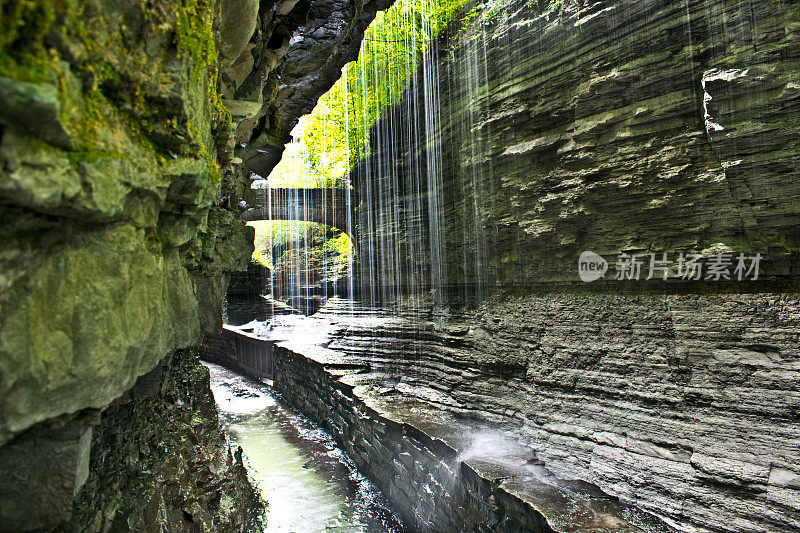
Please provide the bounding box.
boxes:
[204,362,405,532]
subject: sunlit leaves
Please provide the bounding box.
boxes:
[267,0,469,188]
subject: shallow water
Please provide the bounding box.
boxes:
[204,362,404,533]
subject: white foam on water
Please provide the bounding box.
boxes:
[207,366,276,415]
[456,429,532,469]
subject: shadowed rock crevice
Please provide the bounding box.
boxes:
[237,0,394,177]
[67,348,264,532]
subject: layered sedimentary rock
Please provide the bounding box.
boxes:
[341,0,800,531]
[273,329,674,532]
[355,0,800,291]
[0,0,390,529]
[211,289,798,531]
[315,294,800,532]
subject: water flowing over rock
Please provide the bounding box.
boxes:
[1,0,798,530]
[354,0,800,294]
[67,348,264,531]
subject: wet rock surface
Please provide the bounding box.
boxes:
[67,348,264,532]
[236,292,798,532]
[205,361,405,532]
[267,303,673,532]
[0,0,390,529]
[0,0,250,449]
[0,348,264,532]
[354,0,800,289]
[339,0,800,530]
[0,410,97,530]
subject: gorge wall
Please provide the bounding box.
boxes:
[0,0,389,529]
[320,292,799,532]
[355,0,799,292]
[346,0,800,531]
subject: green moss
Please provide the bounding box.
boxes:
[66,147,125,165]
[174,0,216,81]
[0,0,73,82]
[0,51,55,82]
[2,0,227,216]
[0,0,60,53]
[208,160,221,186]
[74,88,105,144]
[212,86,232,129]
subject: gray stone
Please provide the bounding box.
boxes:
[264,337,674,532]
[0,0,383,527]
[218,0,260,62]
[0,412,96,530]
[67,349,264,532]
[0,76,71,148]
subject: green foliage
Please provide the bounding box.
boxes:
[326,232,352,258]
[248,220,352,279]
[266,142,343,188]
[268,0,470,186]
[251,220,314,251]
[450,0,503,43]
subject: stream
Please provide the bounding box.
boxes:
[203,361,405,532]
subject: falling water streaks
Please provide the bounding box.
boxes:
[253,0,477,317]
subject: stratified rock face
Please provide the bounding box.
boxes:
[343,0,800,531]
[273,334,675,532]
[355,0,800,292]
[311,292,800,532]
